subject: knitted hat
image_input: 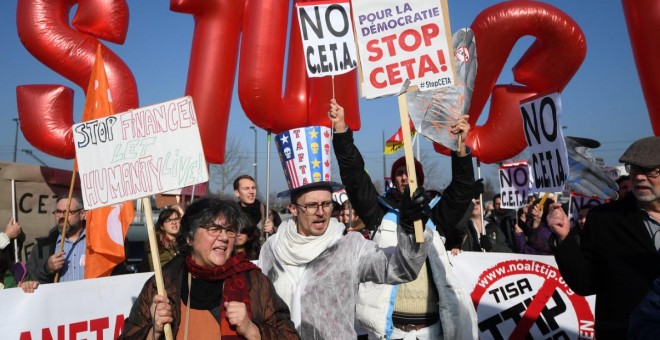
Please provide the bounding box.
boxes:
[390,156,424,186]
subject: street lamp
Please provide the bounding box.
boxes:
[13,118,19,162]
[250,126,257,185]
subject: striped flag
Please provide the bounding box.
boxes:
[83,45,135,279]
[384,119,416,155]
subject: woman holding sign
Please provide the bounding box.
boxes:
[121,198,299,339]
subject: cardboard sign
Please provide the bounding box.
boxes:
[296,0,357,77]
[73,96,209,210]
[569,193,606,228]
[352,0,455,98]
[520,93,569,194]
[499,162,531,210]
[452,252,596,339]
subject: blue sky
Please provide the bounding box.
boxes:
[0,1,652,196]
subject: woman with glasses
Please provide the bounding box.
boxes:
[121,198,299,339]
[140,208,182,272]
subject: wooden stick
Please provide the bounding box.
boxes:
[143,196,173,340]
[11,179,18,261]
[397,93,424,243]
[54,169,78,283]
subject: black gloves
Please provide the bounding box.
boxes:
[479,234,493,252]
[471,178,485,199]
[398,185,431,234]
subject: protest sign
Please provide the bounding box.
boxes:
[73,96,209,210]
[0,273,151,339]
[352,0,455,98]
[569,193,606,228]
[498,162,531,210]
[520,93,569,194]
[296,0,357,77]
[406,28,477,151]
[452,252,596,340]
[0,162,81,248]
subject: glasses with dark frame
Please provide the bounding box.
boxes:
[52,209,82,215]
[165,217,181,224]
[201,223,237,238]
[295,201,334,215]
[625,164,660,178]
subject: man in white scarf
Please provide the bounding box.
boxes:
[259,183,432,339]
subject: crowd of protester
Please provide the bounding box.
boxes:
[3,112,659,339]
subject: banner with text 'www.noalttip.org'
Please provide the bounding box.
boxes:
[73,96,208,210]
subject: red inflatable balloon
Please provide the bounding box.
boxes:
[622,0,660,136]
[171,0,360,164]
[435,1,586,163]
[16,0,137,159]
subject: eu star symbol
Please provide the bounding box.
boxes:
[279,135,289,144]
[311,158,321,168]
[309,128,319,139]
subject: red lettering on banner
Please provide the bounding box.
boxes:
[18,314,125,340]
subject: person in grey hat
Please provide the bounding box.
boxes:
[546,136,660,339]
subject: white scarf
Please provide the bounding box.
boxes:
[274,218,344,266]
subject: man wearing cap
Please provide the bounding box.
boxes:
[547,136,660,338]
[259,125,432,339]
[329,99,478,340]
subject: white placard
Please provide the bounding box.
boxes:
[352,0,455,98]
[451,252,596,340]
[74,96,209,209]
[498,162,531,210]
[0,273,151,339]
[520,93,569,194]
[296,0,357,77]
[569,193,606,228]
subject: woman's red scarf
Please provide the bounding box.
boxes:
[185,253,260,318]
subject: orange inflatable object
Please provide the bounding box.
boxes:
[622,0,660,136]
[16,0,137,159]
[171,0,360,164]
[435,1,586,163]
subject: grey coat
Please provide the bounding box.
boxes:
[259,218,431,339]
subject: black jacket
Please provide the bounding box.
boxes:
[332,129,474,248]
[552,195,660,339]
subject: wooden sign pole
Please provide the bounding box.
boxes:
[397,88,424,243]
[143,197,173,340]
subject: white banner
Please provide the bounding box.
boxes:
[452,252,596,340]
[498,162,531,210]
[74,96,209,210]
[296,0,357,77]
[0,273,151,339]
[520,93,569,194]
[352,0,455,98]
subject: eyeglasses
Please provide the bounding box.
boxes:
[165,218,180,224]
[625,164,660,178]
[53,209,82,215]
[202,223,237,238]
[295,201,334,215]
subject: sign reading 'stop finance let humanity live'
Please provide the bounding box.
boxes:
[73,96,208,210]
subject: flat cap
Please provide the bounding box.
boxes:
[619,136,660,168]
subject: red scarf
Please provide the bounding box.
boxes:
[185,253,260,318]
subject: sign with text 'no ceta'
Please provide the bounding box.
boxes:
[499,162,532,210]
[73,96,209,210]
[352,0,456,99]
[296,0,357,77]
[520,92,569,194]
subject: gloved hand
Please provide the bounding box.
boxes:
[471,178,485,199]
[398,185,431,233]
[479,234,493,252]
